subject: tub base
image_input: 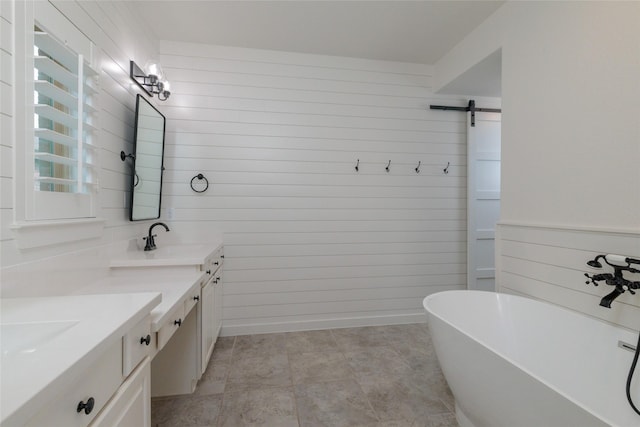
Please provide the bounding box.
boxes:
[455,402,476,427]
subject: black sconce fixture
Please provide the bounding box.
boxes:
[130,60,171,101]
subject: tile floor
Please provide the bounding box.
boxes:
[151,323,459,427]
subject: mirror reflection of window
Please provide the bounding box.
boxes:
[130,95,166,221]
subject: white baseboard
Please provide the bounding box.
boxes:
[220,312,426,336]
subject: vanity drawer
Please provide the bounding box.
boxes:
[25,340,123,427]
[156,304,185,351]
[122,315,152,377]
[202,248,224,276]
[184,284,201,316]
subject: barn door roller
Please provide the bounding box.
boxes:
[430,100,501,127]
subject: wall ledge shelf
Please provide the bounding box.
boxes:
[11,218,106,250]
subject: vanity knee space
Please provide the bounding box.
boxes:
[108,242,225,398]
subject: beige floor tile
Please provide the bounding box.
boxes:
[285,329,339,353]
[152,324,459,427]
[226,353,292,391]
[294,379,379,427]
[232,333,287,359]
[344,346,412,378]
[218,386,298,427]
[289,350,352,384]
[194,361,229,396]
[357,373,451,423]
[151,394,222,427]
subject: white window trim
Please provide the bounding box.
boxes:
[12,0,104,249]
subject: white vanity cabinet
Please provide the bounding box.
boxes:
[107,241,225,397]
[22,314,155,427]
[90,358,151,427]
[198,247,224,375]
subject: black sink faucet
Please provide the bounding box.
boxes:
[585,254,640,308]
[144,222,170,251]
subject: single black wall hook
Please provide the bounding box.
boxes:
[120,151,135,162]
[386,160,391,173]
[190,173,209,193]
[355,159,359,172]
[443,162,450,174]
[415,161,421,173]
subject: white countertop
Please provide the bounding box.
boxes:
[0,292,161,426]
[72,272,205,331]
[109,240,223,268]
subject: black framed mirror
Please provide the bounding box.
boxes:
[130,94,166,221]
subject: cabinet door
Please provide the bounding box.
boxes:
[201,278,215,374]
[26,341,122,427]
[213,267,224,339]
[91,358,151,427]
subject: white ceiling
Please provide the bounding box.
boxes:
[132,1,504,65]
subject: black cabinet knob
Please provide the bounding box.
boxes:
[221,255,224,259]
[214,261,219,265]
[77,397,95,415]
[193,295,200,301]
[206,270,211,275]
[216,277,221,281]
[174,319,182,327]
[140,334,151,346]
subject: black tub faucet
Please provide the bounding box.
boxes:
[584,254,640,308]
[144,222,170,251]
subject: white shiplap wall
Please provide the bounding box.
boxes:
[0,0,159,269]
[497,223,640,331]
[0,1,14,256]
[159,41,468,335]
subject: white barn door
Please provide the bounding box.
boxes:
[467,111,501,291]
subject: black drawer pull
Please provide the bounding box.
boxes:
[174,319,182,327]
[216,277,221,281]
[193,295,200,301]
[77,397,95,415]
[206,270,211,275]
[221,255,224,259]
[214,261,219,265]
[140,334,151,346]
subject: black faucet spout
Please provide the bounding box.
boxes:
[149,222,170,234]
[144,222,170,251]
[600,288,623,308]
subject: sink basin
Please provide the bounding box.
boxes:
[1,320,79,357]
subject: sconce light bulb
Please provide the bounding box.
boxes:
[159,90,171,101]
[144,61,164,80]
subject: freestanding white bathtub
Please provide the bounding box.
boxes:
[423,290,640,427]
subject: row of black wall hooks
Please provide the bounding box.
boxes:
[189,160,451,194]
[355,159,450,174]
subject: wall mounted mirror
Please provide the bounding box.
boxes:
[130,94,166,221]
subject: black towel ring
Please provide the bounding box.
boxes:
[190,173,209,193]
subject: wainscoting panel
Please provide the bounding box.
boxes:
[497,223,640,331]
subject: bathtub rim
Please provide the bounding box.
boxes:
[423,289,633,427]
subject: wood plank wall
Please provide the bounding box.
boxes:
[497,223,640,331]
[159,41,469,335]
[1,0,158,267]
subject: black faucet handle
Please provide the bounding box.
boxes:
[585,272,614,286]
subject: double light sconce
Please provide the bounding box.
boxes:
[129,60,171,101]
